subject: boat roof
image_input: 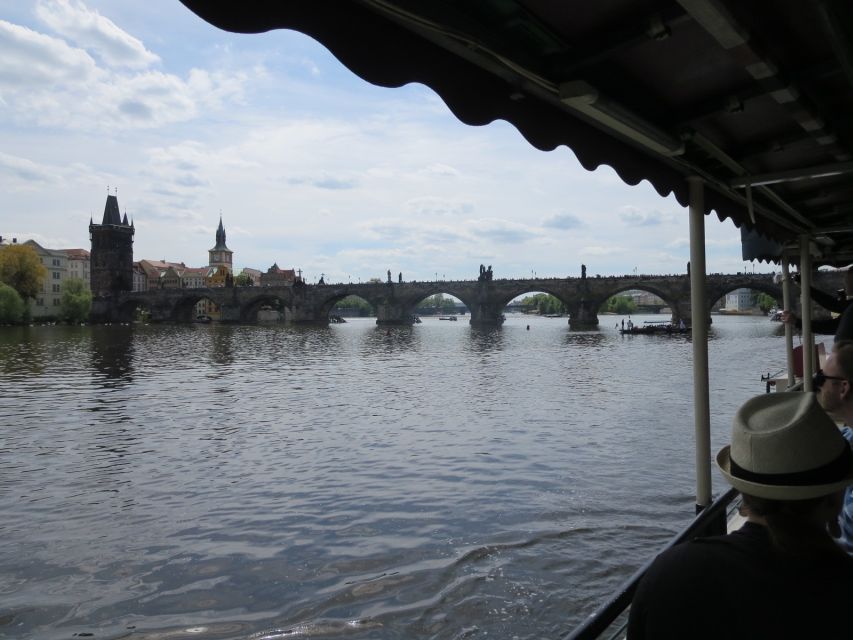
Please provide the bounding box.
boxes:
[179,1,853,265]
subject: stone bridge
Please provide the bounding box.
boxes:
[92,270,846,328]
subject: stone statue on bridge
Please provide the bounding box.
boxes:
[581,264,586,279]
[398,272,402,283]
[478,264,493,282]
[387,269,392,284]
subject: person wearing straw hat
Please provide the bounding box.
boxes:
[814,340,853,551]
[627,393,853,639]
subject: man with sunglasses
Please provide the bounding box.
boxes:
[814,340,853,551]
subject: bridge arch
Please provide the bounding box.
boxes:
[117,297,156,323]
[240,293,291,323]
[171,293,224,323]
[408,290,468,316]
[320,292,376,321]
[587,283,682,320]
[486,285,568,310]
[705,279,783,314]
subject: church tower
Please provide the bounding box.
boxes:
[208,215,233,273]
[89,193,134,297]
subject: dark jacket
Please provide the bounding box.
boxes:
[627,522,853,639]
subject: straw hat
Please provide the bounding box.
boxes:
[717,393,853,500]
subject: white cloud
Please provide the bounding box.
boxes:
[405,196,473,217]
[581,245,625,256]
[419,163,459,178]
[0,13,250,131]
[0,19,97,86]
[617,206,674,227]
[35,0,160,69]
[542,212,583,230]
[0,3,752,279]
[0,151,54,183]
[360,218,471,245]
[466,218,538,244]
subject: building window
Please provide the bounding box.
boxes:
[52,271,60,279]
[52,284,60,293]
[53,298,60,306]
[36,298,44,306]
[52,258,60,266]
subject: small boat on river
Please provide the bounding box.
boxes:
[619,321,690,335]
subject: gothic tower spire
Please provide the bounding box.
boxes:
[90,192,135,305]
[209,214,233,275]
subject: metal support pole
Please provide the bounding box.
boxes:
[688,176,711,510]
[800,235,815,391]
[781,260,796,388]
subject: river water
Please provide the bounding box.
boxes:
[0,314,794,639]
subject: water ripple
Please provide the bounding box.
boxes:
[0,316,788,639]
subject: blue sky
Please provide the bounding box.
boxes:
[0,0,763,283]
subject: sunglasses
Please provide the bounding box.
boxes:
[813,369,848,388]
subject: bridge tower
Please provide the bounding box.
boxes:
[208,215,233,277]
[89,193,134,322]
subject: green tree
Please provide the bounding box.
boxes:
[0,282,25,324]
[0,244,47,301]
[755,292,776,313]
[60,277,92,323]
[234,273,253,287]
[335,295,373,316]
[417,294,458,314]
[519,293,565,314]
[602,295,637,314]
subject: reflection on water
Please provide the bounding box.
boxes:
[91,324,135,382]
[209,325,235,367]
[0,315,792,639]
[562,331,609,348]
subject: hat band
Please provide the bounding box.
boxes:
[730,445,853,487]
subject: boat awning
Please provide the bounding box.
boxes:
[179,0,853,265]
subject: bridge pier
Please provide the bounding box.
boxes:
[468,305,505,326]
[376,304,416,325]
[91,296,123,323]
[375,289,416,325]
[290,282,331,324]
[672,300,714,327]
[672,301,691,327]
[219,302,243,323]
[569,300,598,330]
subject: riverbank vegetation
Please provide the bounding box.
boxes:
[334,295,374,316]
[60,278,92,323]
[517,293,566,315]
[601,295,637,314]
[417,294,460,315]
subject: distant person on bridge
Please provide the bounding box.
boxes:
[627,392,853,639]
